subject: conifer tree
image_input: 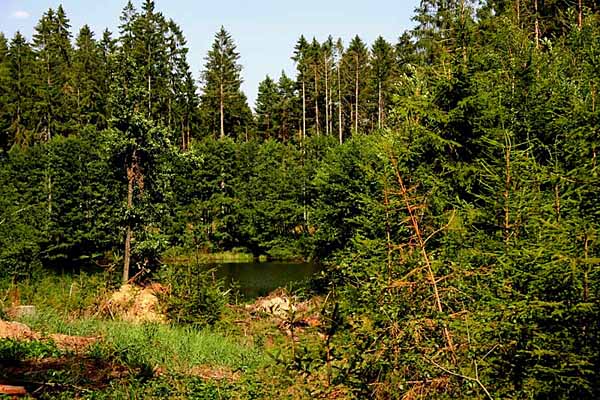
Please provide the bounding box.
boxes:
[199,27,247,139]
[0,34,10,150]
[333,38,345,143]
[166,20,197,150]
[309,38,322,135]
[370,36,396,130]
[292,35,310,140]
[6,32,37,147]
[276,71,300,142]
[322,36,335,136]
[32,7,74,140]
[341,35,370,134]
[255,75,281,139]
[97,29,116,128]
[73,25,103,129]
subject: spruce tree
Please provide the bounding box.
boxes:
[73,25,103,129]
[276,71,300,142]
[292,35,310,140]
[199,27,247,139]
[255,75,281,139]
[341,35,370,135]
[370,36,396,130]
[6,32,37,147]
[32,7,74,140]
[0,33,10,150]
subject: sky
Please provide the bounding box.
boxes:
[0,0,420,107]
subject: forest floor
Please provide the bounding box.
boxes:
[0,278,327,399]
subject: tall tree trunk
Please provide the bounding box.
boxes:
[324,55,329,136]
[186,118,191,150]
[220,82,225,139]
[503,135,512,247]
[355,54,359,134]
[123,150,137,283]
[534,0,540,49]
[578,0,583,30]
[148,74,152,117]
[329,83,333,135]
[181,119,186,151]
[302,79,306,140]
[46,50,51,142]
[378,81,382,130]
[314,66,320,136]
[338,66,342,144]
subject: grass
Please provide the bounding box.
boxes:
[0,272,314,399]
[17,313,268,373]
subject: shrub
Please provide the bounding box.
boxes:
[157,264,227,328]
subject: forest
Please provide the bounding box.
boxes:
[0,0,599,399]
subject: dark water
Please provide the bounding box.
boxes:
[203,261,321,298]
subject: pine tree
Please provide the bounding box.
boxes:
[73,25,103,129]
[199,27,247,139]
[395,32,418,74]
[292,35,310,140]
[98,29,117,128]
[32,7,74,141]
[370,36,396,130]
[6,32,37,147]
[255,75,281,139]
[341,35,370,135]
[166,20,197,150]
[322,36,335,136]
[309,38,322,135]
[0,33,10,150]
[333,38,345,143]
[276,71,300,142]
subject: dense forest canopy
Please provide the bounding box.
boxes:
[1,0,599,398]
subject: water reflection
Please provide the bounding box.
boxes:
[201,261,320,298]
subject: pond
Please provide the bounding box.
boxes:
[200,260,321,298]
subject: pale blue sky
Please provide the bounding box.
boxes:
[0,0,420,106]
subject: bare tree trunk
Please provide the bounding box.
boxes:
[168,97,172,129]
[302,80,306,140]
[534,0,540,49]
[148,74,152,117]
[314,66,320,136]
[329,84,333,135]
[461,0,468,64]
[503,135,512,246]
[181,119,186,151]
[355,54,359,134]
[578,0,583,30]
[378,81,382,130]
[324,55,329,136]
[220,83,225,139]
[186,118,191,150]
[46,50,51,142]
[123,150,137,284]
[338,66,342,144]
[389,154,455,356]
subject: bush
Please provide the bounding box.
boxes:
[157,264,227,328]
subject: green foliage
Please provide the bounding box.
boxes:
[199,27,252,140]
[158,264,227,327]
[0,2,599,399]
[0,339,62,362]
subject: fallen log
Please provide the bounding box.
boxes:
[0,384,27,395]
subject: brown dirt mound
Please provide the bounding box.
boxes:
[0,320,98,352]
[102,284,167,323]
[189,365,240,382]
[0,320,37,341]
